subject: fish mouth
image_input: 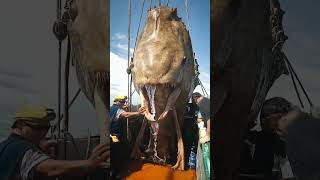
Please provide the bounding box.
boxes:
[137,83,181,122]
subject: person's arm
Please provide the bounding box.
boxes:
[206,119,210,136]
[197,111,204,123]
[199,119,210,144]
[119,107,146,119]
[35,159,95,176]
[35,143,108,177]
[119,111,141,118]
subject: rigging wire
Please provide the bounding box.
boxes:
[127,0,148,140]
[282,52,313,107]
[51,88,82,134]
[285,55,304,108]
[199,79,209,98]
[184,0,191,30]
[129,0,148,106]
[128,0,132,111]
[53,0,63,138]
[127,0,133,141]
[133,0,147,54]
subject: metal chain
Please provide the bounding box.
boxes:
[151,123,166,164]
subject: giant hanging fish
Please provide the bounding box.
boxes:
[67,0,110,165]
[131,6,196,171]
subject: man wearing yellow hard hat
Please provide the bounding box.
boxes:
[110,95,146,179]
[0,105,109,180]
[110,95,146,137]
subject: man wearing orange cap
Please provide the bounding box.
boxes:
[0,106,109,180]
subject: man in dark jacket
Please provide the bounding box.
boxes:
[192,92,210,143]
[240,97,300,180]
[0,105,108,180]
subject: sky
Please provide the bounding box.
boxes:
[110,0,211,105]
[0,1,98,139]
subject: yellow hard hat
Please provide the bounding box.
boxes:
[110,135,120,143]
[114,95,127,102]
[13,105,56,126]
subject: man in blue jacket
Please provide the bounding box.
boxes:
[109,95,146,179]
[0,105,108,180]
[110,95,146,138]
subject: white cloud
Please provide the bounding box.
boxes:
[110,52,140,105]
[115,43,134,57]
[112,33,127,41]
[111,32,135,58]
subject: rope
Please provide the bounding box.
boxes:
[133,0,147,55]
[199,79,209,98]
[184,0,191,30]
[56,41,62,138]
[150,0,153,9]
[51,88,82,135]
[131,89,136,96]
[127,0,132,141]
[285,55,304,108]
[56,0,61,20]
[59,88,82,120]
[127,0,149,141]
[128,0,132,110]
[53,0,63,138]
[64,37,71,133]
[126,0,147,114]
[282,52,313,107]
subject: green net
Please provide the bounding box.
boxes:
[196,141,211,180]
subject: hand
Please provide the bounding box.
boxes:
[138,107,146,114]
[200,135,210,144]
[39,139,57,157]
[88,143,110,168]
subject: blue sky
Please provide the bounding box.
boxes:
[110,0,210,104]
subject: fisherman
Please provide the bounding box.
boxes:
[110,95,146,139]
[183,100,200,169]
[0,105,109,180]
[240,97,300,180]
[192,92,211,180]
[109,95,146,179]
[192,92,210,143]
